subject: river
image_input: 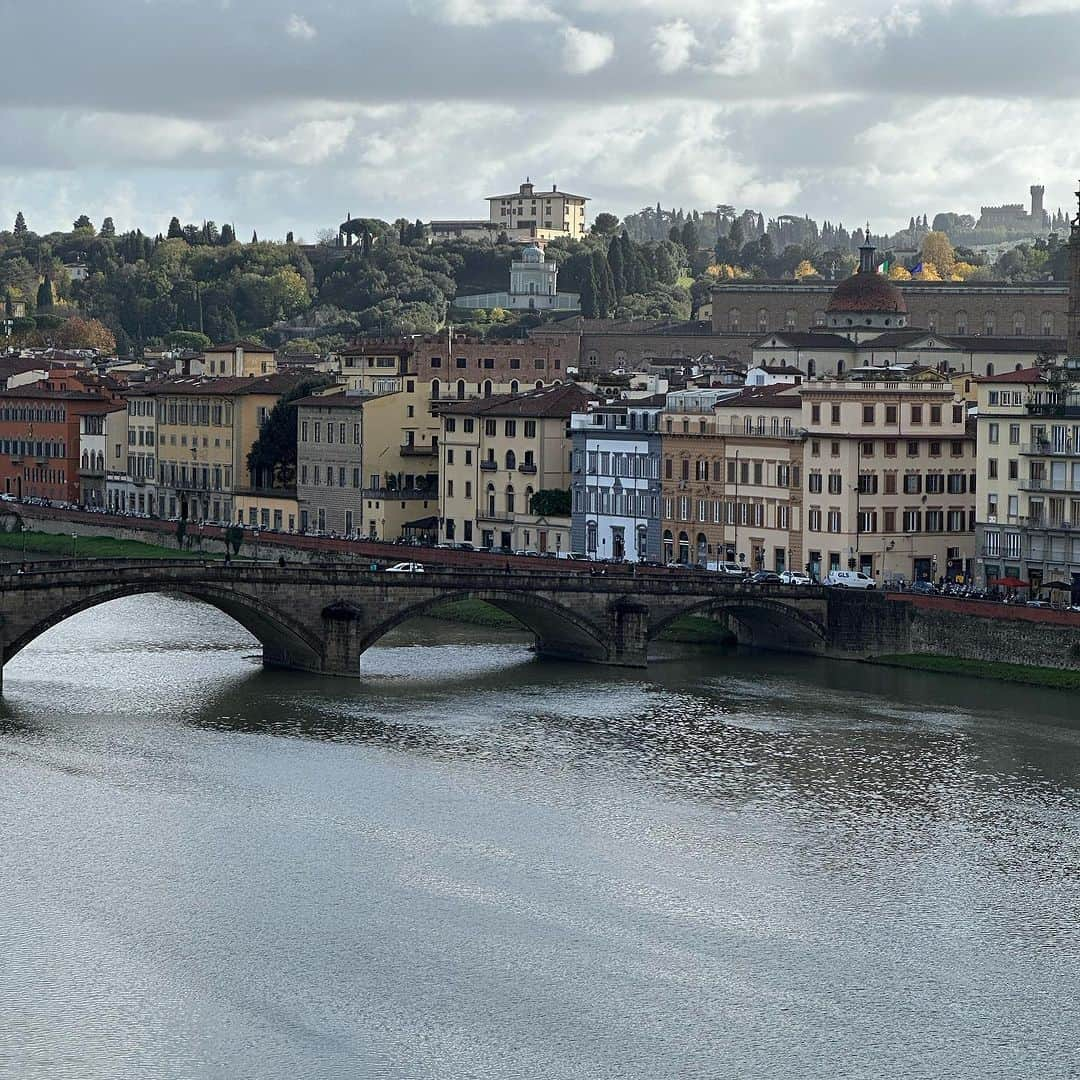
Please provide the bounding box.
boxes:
[2,594,1079,1078]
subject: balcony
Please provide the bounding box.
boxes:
[1019,478,1080,493]
[400,443,437,457]
[479,460,498,472]
[517,463,538,475]
[1019,442,1080,456]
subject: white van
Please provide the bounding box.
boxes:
[825,569,876,589]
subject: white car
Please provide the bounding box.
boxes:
[825,569,876,589]
[385,561,425,573]
[716,561,747,576]
[780,570,813,586]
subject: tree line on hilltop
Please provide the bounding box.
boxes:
[1,203,1071,359]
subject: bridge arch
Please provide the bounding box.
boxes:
[649,595,827,653]
[4,581,325,673]
[352,589,611,664]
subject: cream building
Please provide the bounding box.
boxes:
[486,181,589,241]
[438,383,595,552]
[800,371,976,583]
[201,341,278,378]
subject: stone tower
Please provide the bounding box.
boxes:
[1031,184,1046,227]
[1068,184,1080,358]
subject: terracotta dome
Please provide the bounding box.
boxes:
[826,269,907,315]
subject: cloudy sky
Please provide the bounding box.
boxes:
[3,0,1080,240]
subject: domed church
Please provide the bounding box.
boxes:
[826,226,908,337]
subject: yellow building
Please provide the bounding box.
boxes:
[438,383,595,551]
[150,373,308,523]
[234,490,300,533]
[201,340,278,378]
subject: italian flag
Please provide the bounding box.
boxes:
[876,260,889,273]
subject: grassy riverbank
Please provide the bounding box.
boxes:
[427,599,736,644]
[872,653,1080,690]
[0,530,214,561]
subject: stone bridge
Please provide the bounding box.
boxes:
[0,560,916,684]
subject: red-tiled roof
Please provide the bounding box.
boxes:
[826,270,908,315]
[972,366,1045,383]
[439,382,596,418]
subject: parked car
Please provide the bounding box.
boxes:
[717,561,747,576]
[909,580,937,596]
[779,570,813,586]
[746,570,782,585]
[385,561,425,573]
[825,569,876,589]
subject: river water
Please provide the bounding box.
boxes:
[2,594,1079,1079]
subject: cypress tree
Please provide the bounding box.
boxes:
[607,235,625,300]
[167,216,184,239]
[14,211,27,236]
[36,274,54,310]
[580,261,599,318]
[590,250,614,318]
[101,216,116,238]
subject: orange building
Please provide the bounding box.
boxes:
[0,372,122,503]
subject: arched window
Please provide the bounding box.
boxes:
[785,308,797,329]
[456,379,466,399]
[525,486,534,512]
[696,532,708,565]
[535,380,544,389]
[986,363,995,376]
[837,359,845,375]
[431,378,440,400]
[506,484,515,514]
[813,309,826,327]
[586,351,600,367]
[636,524,648,560]
[505,449,516,470]
[807,358,816,377]
[1042,311,1054,336]
[487,483,496,517]
[729,308,741,331]
[955,310,968,335]
[984,311,995,335]
[483,379,493,398]
[1013,311,1025,335]
[662,529,674,563]
[587,520,598,554]
[510,380,519,394]
[678,531,690,564]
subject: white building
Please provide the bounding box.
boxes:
[570,401,665,562]
[453,244,580,312]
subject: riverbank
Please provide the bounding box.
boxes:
[0,530,213,561]
[427,599,736,645]
[871,653,1080,690]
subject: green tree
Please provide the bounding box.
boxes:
[220,223,236,245]
[167,216,184,240]
[73,214,94,233]
[530,489,571,516]
[591,212,621,236]
[14,211,27,236]
[36,274,54,310]
[680,220,699,253]
[607,235,626,300]
[590,249,614,318]
[579,259,599,318]
[100,217,116,238]
[164,330,212,352]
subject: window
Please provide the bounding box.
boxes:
[504,420,516,437]
[828,474,842,495]
[1009,424,1021,445]
[987,422,999,444]
[930,405,942,425]
[885,405,898,425]
[907,441,919,457]
[524,420,536,438]
[830,404,841,424]
[884,474,897,494]
[811,404,821,424]
[445,417,456,432]
[903,474,922,495]
[827,510,842,532]
[910,405,923,424]
[862,405,875,424]
[884,441,897,458]
[902,510,922,532]
[808,508,822,531]
[808,472,822,493]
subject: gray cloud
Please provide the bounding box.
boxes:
[2,0,1080,238]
